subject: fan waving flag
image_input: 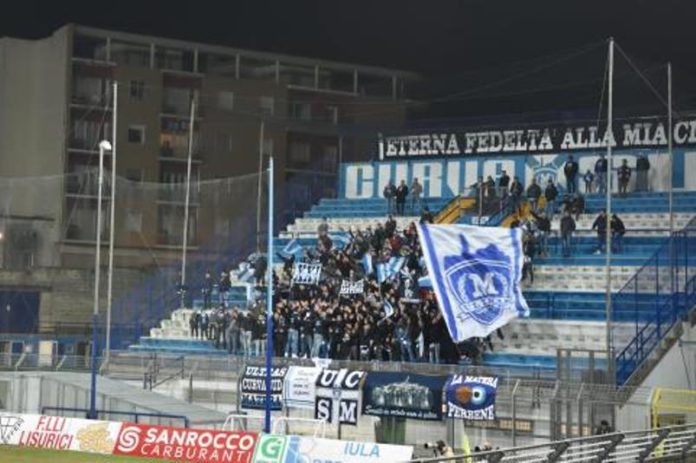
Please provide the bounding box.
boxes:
[416,223,529,342]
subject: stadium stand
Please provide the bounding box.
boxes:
[126,185,696,386]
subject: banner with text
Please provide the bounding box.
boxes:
[251,434,413,463]
[362,372,447,421]
[314,368,365,426]
[0,413,121,454]
[114,422,258,463]
[339,280,364,296]
[241,365,288,410]
[444,374,498,421]
[291,263,322,286]
[283,366,322,410]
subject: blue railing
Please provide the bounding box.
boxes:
[614,217,696,385]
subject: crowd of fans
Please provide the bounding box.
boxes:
[185,154,643,362]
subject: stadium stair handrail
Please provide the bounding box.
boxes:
[614,216,696,386]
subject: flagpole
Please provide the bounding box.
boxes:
[604,38,615,383]
[264,156,274,433]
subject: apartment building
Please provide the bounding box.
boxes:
[0,24,418,271]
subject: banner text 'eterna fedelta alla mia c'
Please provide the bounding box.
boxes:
[379,119,696,159]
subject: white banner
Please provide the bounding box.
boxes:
[291,263,322,286]
[284,435,413,463]
[0,413,122,454]
[282,366,322,410]
[339,280,364,296]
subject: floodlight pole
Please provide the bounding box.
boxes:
[180,93,197,306]
[90,139,111,419]
[256,121,265,252]
[667,63,675,317]
[604,38,614,383]
[264,156,275,433]
[105,81,118,363]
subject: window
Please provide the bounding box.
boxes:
[259,96,275,116]
[289,142,311,163]
[290,102,311,121]
[127,125,145,144]
[129,80,145,101]
[217,91,235,111]
[125,168,144,183]
[125,209,143,232]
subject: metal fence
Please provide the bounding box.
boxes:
[614,217,696,386]
[409,423,696,463]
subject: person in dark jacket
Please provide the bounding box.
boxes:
[202,271,213,310]
[618,159,631,196]
[498,170,510,198]
[383,180,396,214]
[544,180,559,217]
[485,175,497,199]
[395,180,409,215]
[532,210,551,257]
[419,206,434,224]
[595,153,608,194]
[636,155,650,191]
[526,178,542,212]
[611,214,626,253]
[583,169,595,194]
[592,210,608,254]
[564,155,579,194]
[560,211,576,257]
[509,176,523,210]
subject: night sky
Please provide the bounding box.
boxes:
[3,0,696,121]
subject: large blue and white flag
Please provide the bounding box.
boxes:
[416,223,529,342]
[376,256,406,283]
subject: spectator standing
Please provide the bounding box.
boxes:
[560,211,576,257]
[544,180,559,218]
[383,180,396,214]
[385,215,397,238]
[583,169,595,194]
[636,154,650,191]
[526,178,542,212]
[410,177,423,213]
[564,155,579,194]
[317,217,329,236]
[253,255,267,287]
[219,271,230,305]
[498,170,510,198]
[485,176,497,199]
[611,214,626,253]
[200,312,209,340]
[419,206,434,224]
[285,308,300,358]
[618,159,631,195]
[226,310,240,354]
[595,153,608,194]
[509,176,524,209]
[189,311,200,338]
[395,180,409,216]
[531,210,551,257]
[240,312,253,357]
[202,271,213,310]
[592,210,608,254]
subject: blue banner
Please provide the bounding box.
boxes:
[444,374,498,420]
[362,372,447,421]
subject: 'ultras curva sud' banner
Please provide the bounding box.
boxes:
[0,413,122,454]
[251,434,413,463]
[114,422,258,463]
[241,365,288,410]
[444,375,499,421]
[362,372,448,421]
